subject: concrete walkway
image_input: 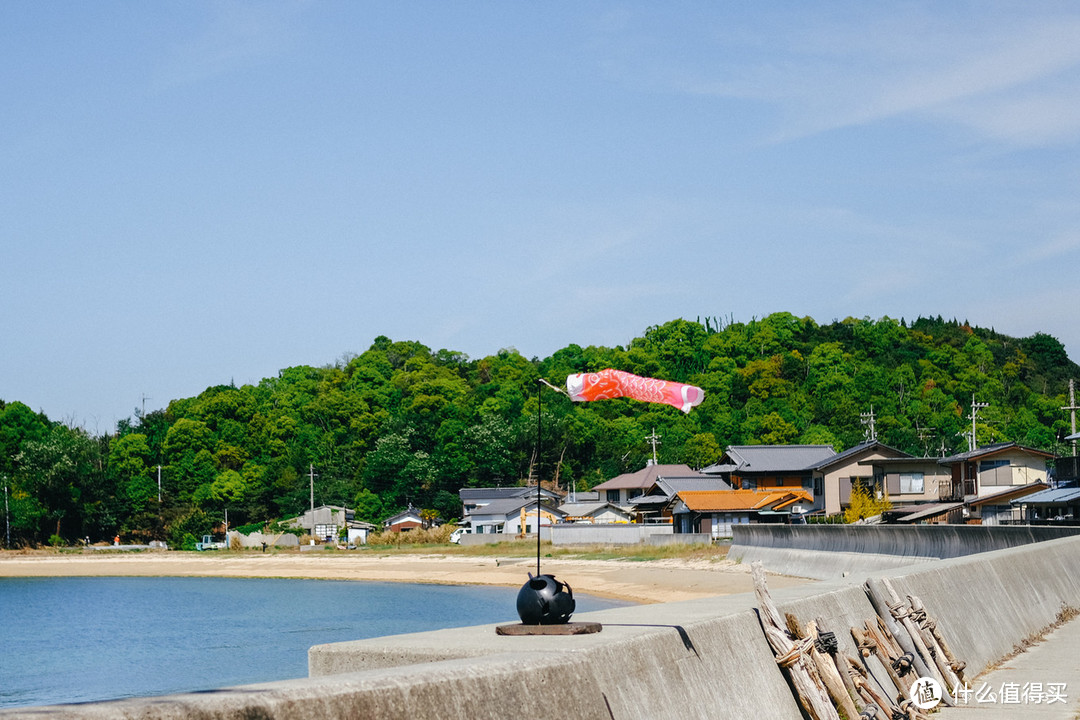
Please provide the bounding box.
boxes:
[935,616,1080,719]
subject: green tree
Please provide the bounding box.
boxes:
[15,425,98,542]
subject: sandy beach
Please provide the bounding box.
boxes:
[0,550,813,604]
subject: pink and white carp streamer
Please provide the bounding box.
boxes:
[566,369,704,413]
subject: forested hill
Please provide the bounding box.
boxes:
[2,313,1079,546]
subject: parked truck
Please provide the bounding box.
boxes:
[195,534,227,551]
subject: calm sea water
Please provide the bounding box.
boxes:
[0,576,630,709]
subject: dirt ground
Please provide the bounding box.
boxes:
[0,550,813,604]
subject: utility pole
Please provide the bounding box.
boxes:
[1063,379,1078,456]
[309,464,317,538]
[157,465,162,504]
[860,406,877,443]
[645,428,662,465]
[916,426,936,458]
[4,480,9,549]
[140,393,151,419]
[968,395,990,452]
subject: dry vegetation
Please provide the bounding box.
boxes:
[980,603,1080,675]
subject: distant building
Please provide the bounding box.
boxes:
[592,463,707,507]
[458,486,561,532]
[703,445,835,516]
[383,504,431,533]
[629,475,732,523]
[467,498,565,535]
[671,488,813,538]
[558,501,633,524]
[939,442,1055,499]
[1012,486,1080,523]
[288,505,354,543]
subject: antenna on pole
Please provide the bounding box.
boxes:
[860,406,877,443]
[916,427,936,458]
[1063,379,1078,456]
[645,428,662,465]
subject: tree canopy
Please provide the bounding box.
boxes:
[2,314,1078,546]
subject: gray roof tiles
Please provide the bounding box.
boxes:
[721,445,836,473]
[1012,486,1080,505]
[593,463,704,490]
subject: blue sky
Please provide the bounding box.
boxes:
[3,2,1079,433]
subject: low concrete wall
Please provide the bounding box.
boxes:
[226,531,300,548]
[7,535,1080,719]
[647,532,712,546]
[729,523,1080,579]
[550,523,672,545]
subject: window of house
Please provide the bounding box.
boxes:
[606,489,621,503]
[980,459,1012,486]
[627,489,643,499]
[898,472,925,494]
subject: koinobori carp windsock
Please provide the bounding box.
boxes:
[566,369,704,413]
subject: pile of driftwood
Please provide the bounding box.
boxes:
[752,563,967,720]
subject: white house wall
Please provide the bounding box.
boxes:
[976,451,1049,495]
[883,467,953,507]
[822,459,879,515]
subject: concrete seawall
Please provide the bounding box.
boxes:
[730,523,1080,579]
[5,533,1080,719]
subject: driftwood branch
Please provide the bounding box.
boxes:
[752,562,840,720]
[806,620,861,720]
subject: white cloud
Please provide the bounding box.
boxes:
[1019,230,1080,263]
[156,2,307,87]
[658,8,1080,148]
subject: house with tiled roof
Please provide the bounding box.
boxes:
[808,440,913,515]
[591,462,708,507]
[628,475,732,523]
[861,442,1054,524]
[466,497,566,535]
[458,486,561,520]
[382,505,427,533]
[671,489,814,537]
[1011,485,1080,523]
[702,445,834,514]
[557,501,633,524]
[939,442,1055,500]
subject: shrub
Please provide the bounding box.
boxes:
[844,484,892,523]
[367,525,454,546]
[48,534,65,547]
[167,509,214,550]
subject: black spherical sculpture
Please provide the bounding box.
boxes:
[516,573,575,625]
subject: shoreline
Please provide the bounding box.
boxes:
[0,550,813,604]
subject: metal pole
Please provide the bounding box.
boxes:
[1063,379,1078,456]
[536,379,542,577]
[309,464,316,539]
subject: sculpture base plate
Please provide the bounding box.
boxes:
[496,622,602,636]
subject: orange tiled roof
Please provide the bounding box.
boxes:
[678,489,812,512]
